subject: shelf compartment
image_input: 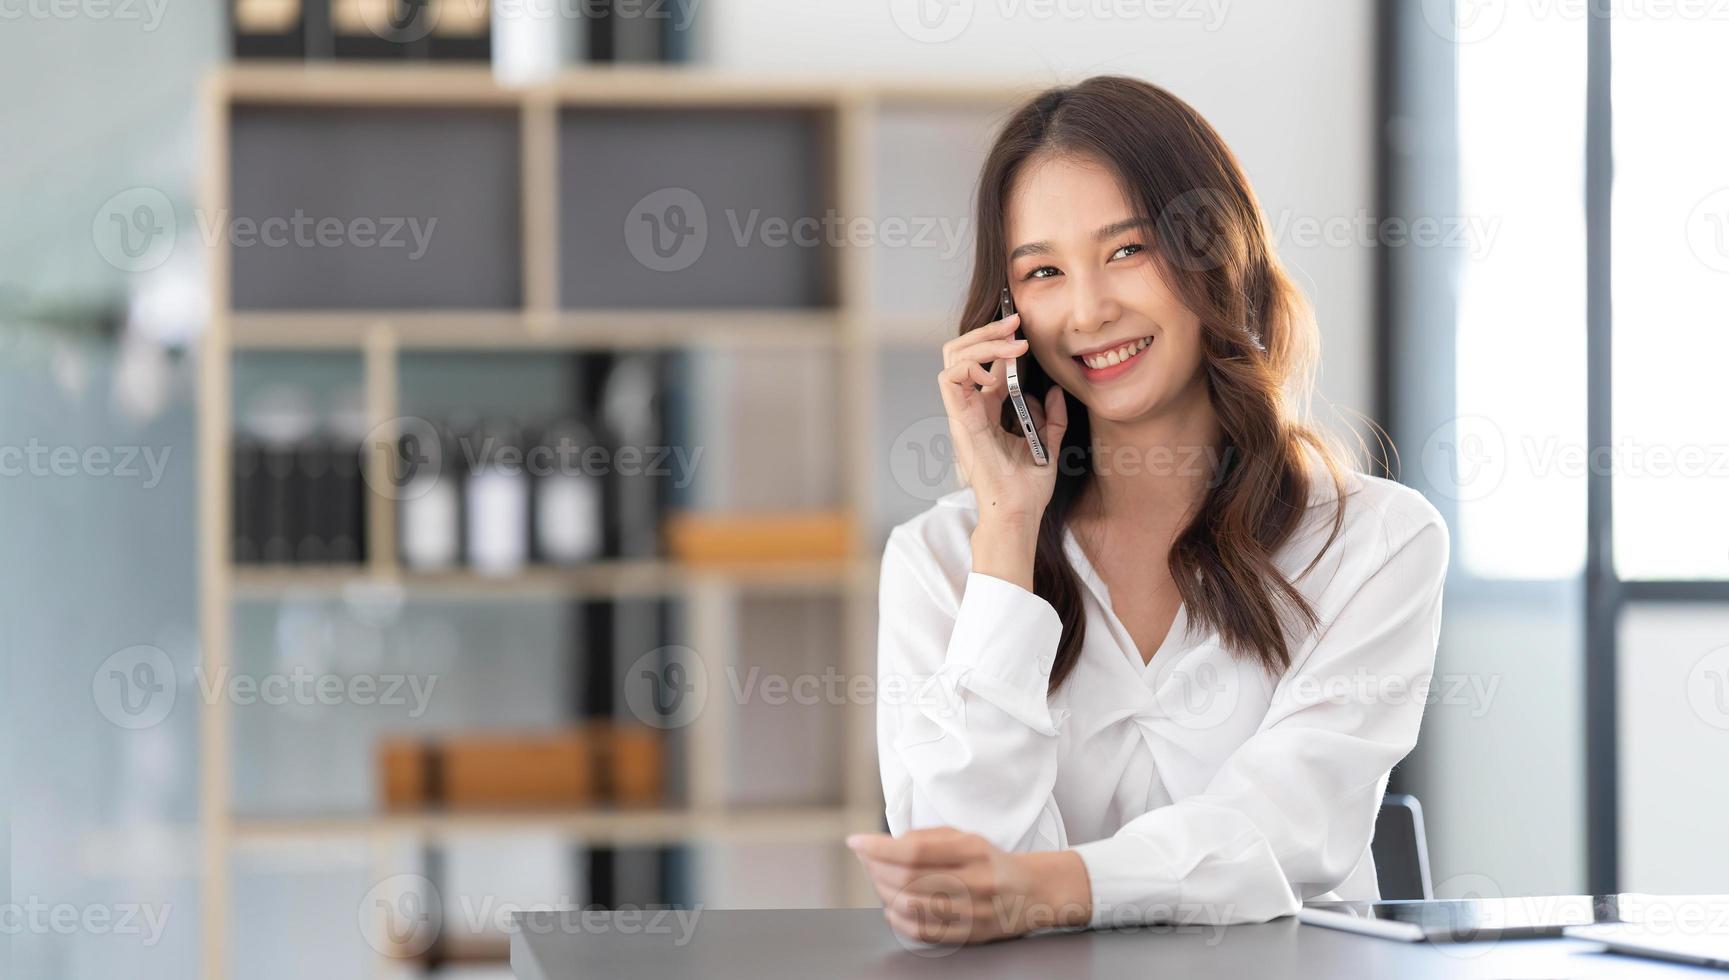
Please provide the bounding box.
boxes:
[228,310,845,349]
[228,558,871,601]
[229,105,523,311]
[558,107,839,310]
[229,804,876,846]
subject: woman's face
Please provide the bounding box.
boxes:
[1003,152,1207,426]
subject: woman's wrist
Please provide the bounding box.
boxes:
[971,520,1039,592]
[1010,850,1093,931]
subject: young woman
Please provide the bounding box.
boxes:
[848,75,1449,944]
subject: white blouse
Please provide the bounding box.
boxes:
[874,466,1449,929]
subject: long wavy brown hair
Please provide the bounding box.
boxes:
[960,75,1363,690]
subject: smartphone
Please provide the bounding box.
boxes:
[998,286,1050,466]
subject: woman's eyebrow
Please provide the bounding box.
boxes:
[1008,217,1154,261]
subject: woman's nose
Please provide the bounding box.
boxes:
[1064,270,1123,335]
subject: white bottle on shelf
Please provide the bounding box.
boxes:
[398,420,460,571]
[533,417,605,565]
[465,417,530,577]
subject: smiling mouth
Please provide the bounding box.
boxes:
[1074,336,1154,370]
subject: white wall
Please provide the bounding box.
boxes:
[698,0,1380,436]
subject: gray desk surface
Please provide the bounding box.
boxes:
[511,907,1723,979]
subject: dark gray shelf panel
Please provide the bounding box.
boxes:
[558,108,836,310]
[229,106,523,310]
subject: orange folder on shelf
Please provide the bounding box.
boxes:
[377,724,665,811]
[595,721,665,807]
[379,729,595,810]
[662,510,852,564]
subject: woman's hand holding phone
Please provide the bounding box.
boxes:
[937,311,1068,590]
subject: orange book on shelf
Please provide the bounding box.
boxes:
[597,722,665,807]
[376,730,596,810]
[379,737,428,810]
[441,731,596,808]
[662,510,851,565]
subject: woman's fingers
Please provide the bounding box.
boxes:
[940,313,1019,363]
[940,361,995,395]
[1041,383,1069,448]
[942,335,1028,374]
[847,828,988,867]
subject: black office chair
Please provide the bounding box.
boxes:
[1371,792,1434,900]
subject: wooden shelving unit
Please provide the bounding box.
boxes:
[198,64,1035,979]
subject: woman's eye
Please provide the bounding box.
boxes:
[1027,266,1059,280]
[1112,242,1144,260]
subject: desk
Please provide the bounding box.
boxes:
[510,907,1722,978]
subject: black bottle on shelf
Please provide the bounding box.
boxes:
[294,434,334,563]
[258,435,299,564]
[230,0,307,58]
[232,435,265,564]
[329,0,427,59]
[601,352,668,560]
[427,0,491,60]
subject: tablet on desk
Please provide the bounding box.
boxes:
[1299,895,1617,943]
[1566,921,1729,970]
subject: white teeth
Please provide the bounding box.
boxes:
[1081,336,1152,370]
